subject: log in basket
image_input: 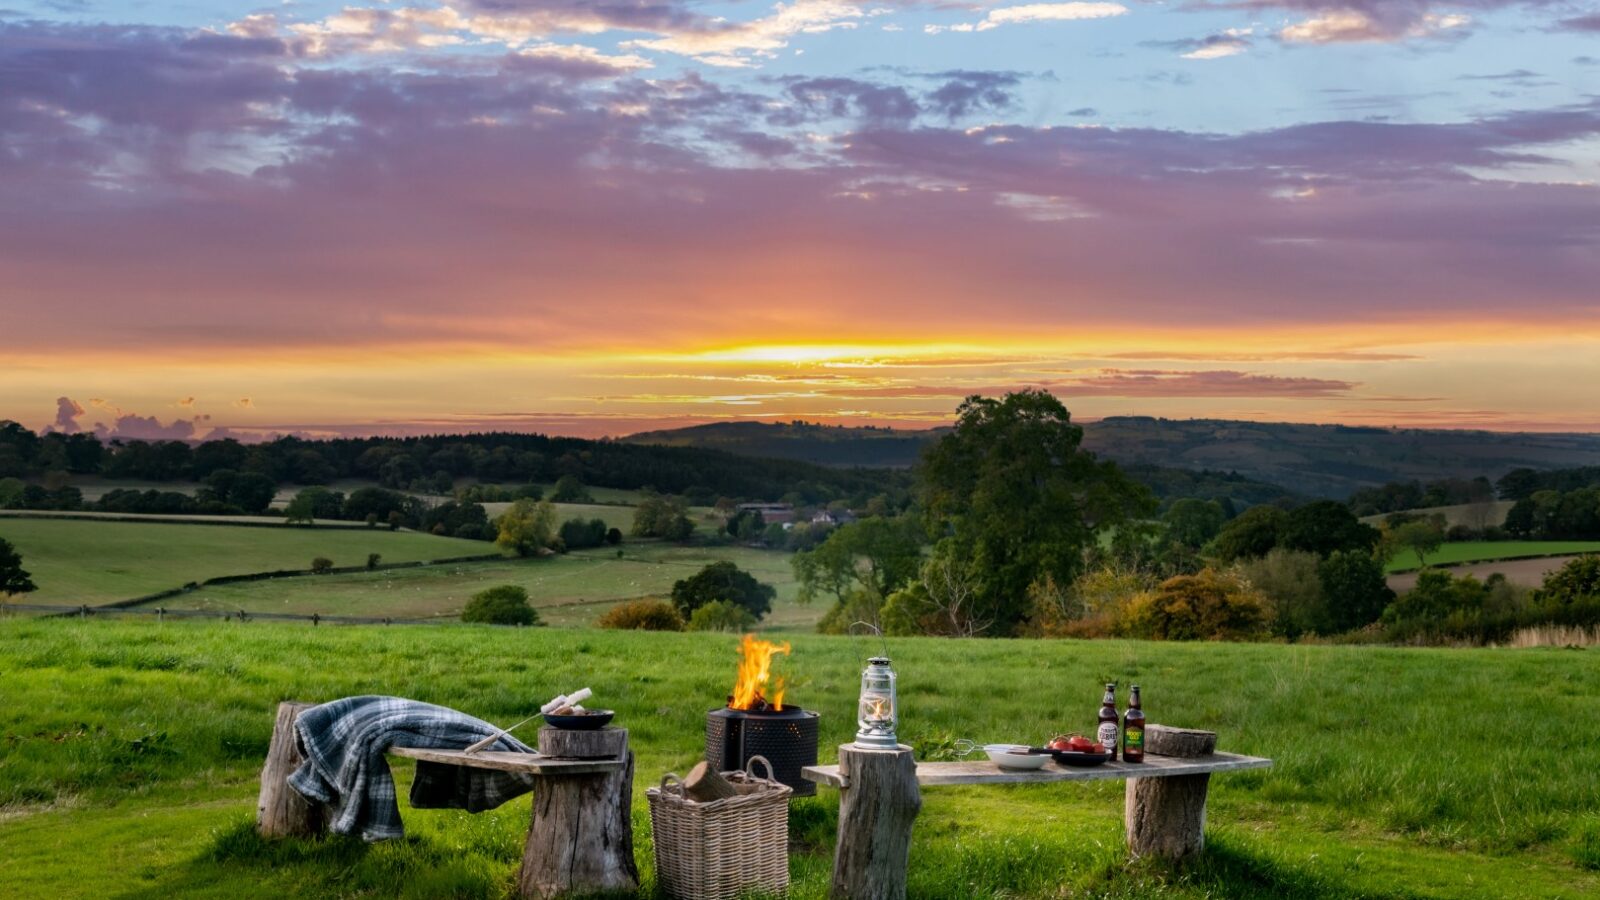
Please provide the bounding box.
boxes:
[647,755,792,900]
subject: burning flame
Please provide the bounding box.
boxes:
[729,634,791,711]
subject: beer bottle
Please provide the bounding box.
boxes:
[1096,683,1118,760]
[1123,685,1145,763]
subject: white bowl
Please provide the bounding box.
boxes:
[983,744,1049,770]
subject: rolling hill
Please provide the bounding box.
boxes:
[623,418,1600,499]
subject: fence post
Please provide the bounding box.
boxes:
[312,613,320,627]
[80,604,89,619]
[157,607,165,624]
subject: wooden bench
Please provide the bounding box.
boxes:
[803,737,1272,900]
[257,702,638,900]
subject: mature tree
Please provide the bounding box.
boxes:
[670,561,775,620]
[1163,498,1227,549]
[1390,518,1445,569]
[559,517,609,550]
[632,492,694,540]
[1317,549,1394,632]
[552,475,592,503]
[0,477,25,509]
[284,491,317,526]
[0,538,38,598]
[726,509,766,541]
[792,516,923,608]
[1208,504,1287,563]
[917,390,1154,634]
[1237,548,1328,639]
[881,554,990,637]
[205,469,278,514]
[495,498,557,557]
[285,486,344,525]
[1281,500,1381,557]
[462,585,541,626]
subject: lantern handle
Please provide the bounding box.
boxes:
[847,620,891,660]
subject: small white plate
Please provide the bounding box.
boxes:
[983,744,1049,770]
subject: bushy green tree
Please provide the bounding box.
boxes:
[552,475,592,503]
[495,498,557,557]
[0,538,37,598]
[670,561,775,620]
[632,492,694,540]
[1316,549,1394,632]
[1163,498,1226,548]
[1209,505,1287,563]
[1281,500,1381,557]
[310,557,334,574]
[1537,555,1600,606]
[559,517,609,550]
[792,517,923,612]
[916,390,1153,634]
[462,585,541,626]
[687,600,757,632]
[1385,569,1486,624]
[1390,518,1445,568]
[1236,549,1328,638]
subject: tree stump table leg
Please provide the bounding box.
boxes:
[516,751,639,899]
[257,701,325,838]
[830,743,921,900]
[1125,773,1211,862]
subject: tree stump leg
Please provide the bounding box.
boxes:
[1124,773,1210,862]
[516,751,639,899]
[257,701,325,838]
[830,744,921,900]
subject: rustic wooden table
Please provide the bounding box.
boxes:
[803,744,1273,900]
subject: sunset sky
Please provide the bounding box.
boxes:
[2,0,1598,440]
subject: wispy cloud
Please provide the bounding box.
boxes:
[925,2,1127,34]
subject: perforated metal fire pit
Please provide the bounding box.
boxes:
[706,706,819,797]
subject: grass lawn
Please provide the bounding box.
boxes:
[0,519,488,606]
[1,620,1597,898]
[1385,540,1600,573]
[140,543,814,628]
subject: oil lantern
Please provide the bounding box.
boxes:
[854,656,898,749]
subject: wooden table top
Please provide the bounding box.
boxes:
[802,751,1272,789]
[389,746,625,775]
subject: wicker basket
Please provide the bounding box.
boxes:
[647,755,792,900]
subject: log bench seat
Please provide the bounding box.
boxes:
[257,702,638,900]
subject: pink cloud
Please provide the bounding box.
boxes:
[0,18,1596,365]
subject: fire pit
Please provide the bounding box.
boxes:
[705,636,819,797]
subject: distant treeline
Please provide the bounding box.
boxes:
[1346,476,1496,516]
[1345,466,1600,521]
[1120,464,1300,511]
[1496,466,1600,501]
[0,421,913,506]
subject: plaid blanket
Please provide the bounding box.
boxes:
[288,695,535,841]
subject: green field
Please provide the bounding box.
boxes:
[0,519,488,606]
[139,544,813,628]
[1385,540,1600,573]
[1,620,1597,898]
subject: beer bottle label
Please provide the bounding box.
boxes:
[1126,727,1143,749]
[1097,722,1118,753]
